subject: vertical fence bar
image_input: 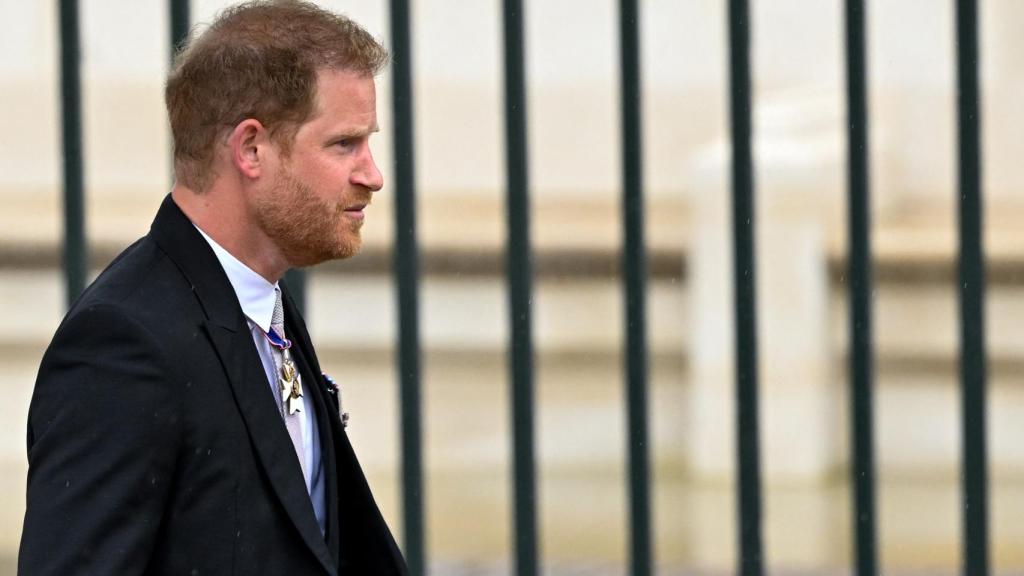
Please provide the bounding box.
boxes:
[727,1,763,575]
[502,1,538,574]
[618,1,652,575]
[955,1,989,574]
[844,1,878,575]
[58,0,86,307]
[169,0,190,62]
[389,0,425,574]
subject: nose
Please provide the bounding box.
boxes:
[352,145,383,192]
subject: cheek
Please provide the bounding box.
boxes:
[304,161,349,192]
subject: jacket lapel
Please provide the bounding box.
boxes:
[281,291,341,567]
[203,322,336,575]
[148,195,335,575]
[281,286,408,575]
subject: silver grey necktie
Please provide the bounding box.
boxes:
[271,288,307,481]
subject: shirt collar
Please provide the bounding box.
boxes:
[193,225,277,333]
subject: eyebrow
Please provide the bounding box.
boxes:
[343,123,380,137]
[324,124,379,143]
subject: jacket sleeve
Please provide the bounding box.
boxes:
[19,303,184,576]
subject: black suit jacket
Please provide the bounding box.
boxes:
[19,196,407,576]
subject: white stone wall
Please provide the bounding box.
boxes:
[3,0,1022,204]
[2,1,1024,569]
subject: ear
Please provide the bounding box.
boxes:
[227,119,271,180]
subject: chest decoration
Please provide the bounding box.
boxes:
[278,357,303,416]
[266,327,292,351]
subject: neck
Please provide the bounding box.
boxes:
[171,183,289,283]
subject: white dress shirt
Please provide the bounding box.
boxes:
[195,227,326,534]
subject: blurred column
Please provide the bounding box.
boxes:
[689,88,843,478]
[687,87,844,568]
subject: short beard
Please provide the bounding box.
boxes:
[254,169,363,269]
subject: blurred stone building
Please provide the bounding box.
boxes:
[1,0,1023,573]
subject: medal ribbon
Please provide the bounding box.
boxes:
[266,327,292,350]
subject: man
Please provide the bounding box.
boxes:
[19,2,407,574]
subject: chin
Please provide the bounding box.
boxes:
[335,230,363,259]
[289,233,362,267]
[334,241,362,261]
[324,236,363,263]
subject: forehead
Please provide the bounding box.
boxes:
[307,69,378,129]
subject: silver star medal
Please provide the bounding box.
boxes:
[279,358,303,415]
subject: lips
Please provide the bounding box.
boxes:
[344,204,367,220]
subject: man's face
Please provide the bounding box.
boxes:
[254,69,383,268]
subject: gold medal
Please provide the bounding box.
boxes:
[277,358,303,415]
[282,359,302,415]
[280,361,296,383]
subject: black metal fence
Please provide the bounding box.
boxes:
[54,1,990,575]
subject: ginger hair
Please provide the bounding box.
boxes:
[165,0,388,191]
